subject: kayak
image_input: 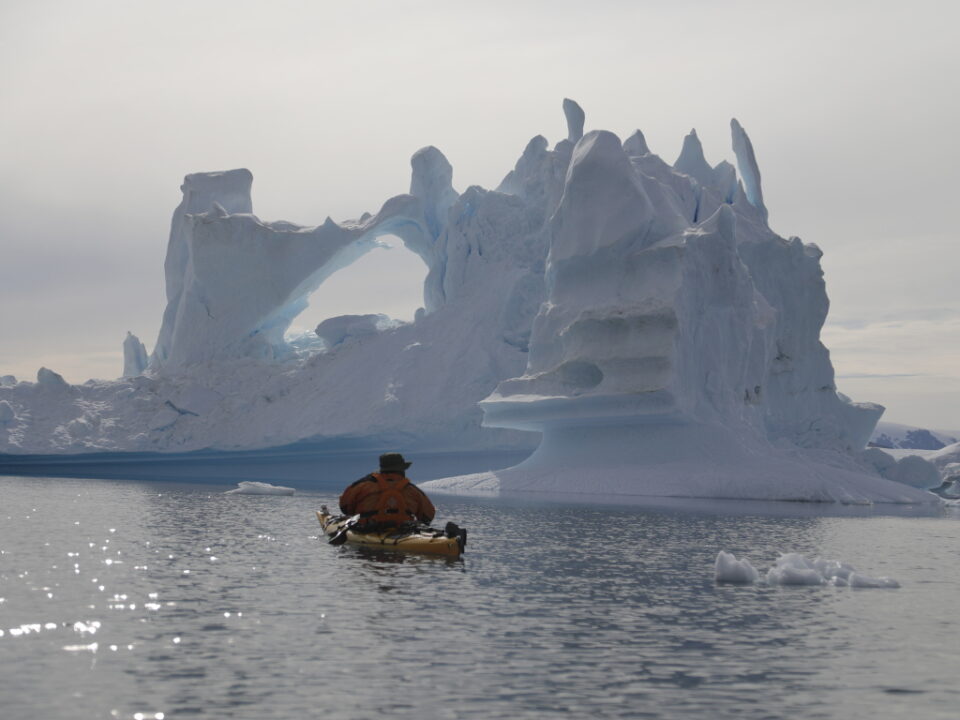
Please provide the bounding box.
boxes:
[316,505,467,557]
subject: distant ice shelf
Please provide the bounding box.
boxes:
[225,481,295,496]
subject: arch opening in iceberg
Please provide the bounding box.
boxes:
[287,234,429,343]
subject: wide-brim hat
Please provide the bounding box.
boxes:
[379,452,412,472]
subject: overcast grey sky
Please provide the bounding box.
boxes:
[1,0,958,429]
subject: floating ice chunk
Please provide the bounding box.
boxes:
[715,551,899,588]
[225,481,295,495]
[63,642,98,653]
[765,553,826,586]
[848,573,900,589]
[714,551,759,584]
[811,557,855,583]
[72,620,100,634]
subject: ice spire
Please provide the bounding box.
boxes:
[154,169,253,366]
[548,130,660,264]
[123,332,149,377]
[623,130,650,157]
[730,119,768,221]
[410,146,458,240]
[562,98,585,143]
[712,160,738,203]
[673,129,714,187]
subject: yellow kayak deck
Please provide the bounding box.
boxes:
[316,509,465,557]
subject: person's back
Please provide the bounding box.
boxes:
[339,453,435,529]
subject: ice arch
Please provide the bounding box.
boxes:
[290,235,429,337]
[150,155,456,370]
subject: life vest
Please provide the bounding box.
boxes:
[362,473,416,526]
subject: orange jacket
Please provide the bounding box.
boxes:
[339,472,436,527]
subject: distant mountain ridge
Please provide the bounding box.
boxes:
[870,421,960,450]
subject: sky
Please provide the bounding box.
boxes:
[1,0,958,430]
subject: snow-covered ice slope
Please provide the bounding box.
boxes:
[0,101,938,502]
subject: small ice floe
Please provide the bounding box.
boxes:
[714,550,760,584]
[63,642,98,653]
[225,481,295,496]
[715,551,899,588]
[73,620,101,635]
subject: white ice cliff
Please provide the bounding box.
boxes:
[0,101,939,502]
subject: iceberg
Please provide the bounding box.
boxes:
[225,481,295,496]
[0,100,939,503]
[864,421,960,489]
[423,105,931,503]
[861,447,942,490]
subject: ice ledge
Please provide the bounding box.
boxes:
[422,457,939,505]
[480,391,679,431]
[422,422,940,505]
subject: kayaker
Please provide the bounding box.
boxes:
[339,452,436,530]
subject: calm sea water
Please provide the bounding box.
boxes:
[1,474,958,720]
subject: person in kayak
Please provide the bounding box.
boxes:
[339,452,436,530]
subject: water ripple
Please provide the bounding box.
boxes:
[0,476,958,719]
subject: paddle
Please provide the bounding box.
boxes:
[328,514,361,546]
